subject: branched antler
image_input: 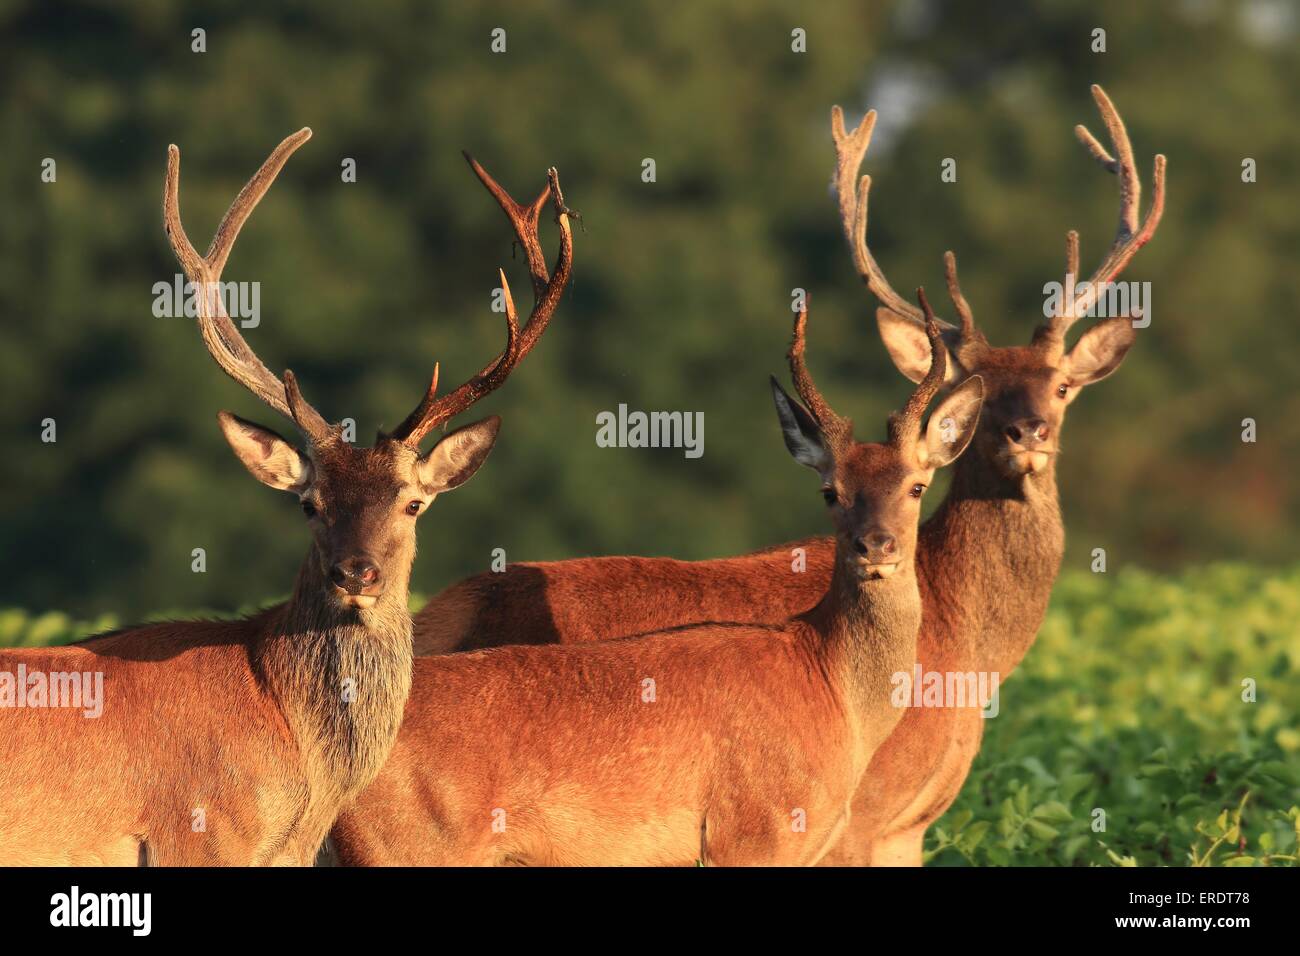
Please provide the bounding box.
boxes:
[831,105,983,362]
[166,138,576,450]
[1039,85,1167,354]
[389,162,575,448]
[164,128,333,443]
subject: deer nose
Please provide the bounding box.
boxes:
[854,532,897,561]
[1005,418,1050,447]
[329,558,381,593]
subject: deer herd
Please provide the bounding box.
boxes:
[0,85,1164,866]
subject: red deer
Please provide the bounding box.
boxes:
[330,296,985,866]
[0,134,573,864]
[406,85,1164,865]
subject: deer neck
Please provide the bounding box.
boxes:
[255,551,414,804]
[809,551,921,760]
[918,448,1064,673]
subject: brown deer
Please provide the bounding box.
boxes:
[331,295,982,866]
[0,133,573,865]
[407,85,1164,865]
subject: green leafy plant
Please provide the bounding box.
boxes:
[929,563,1300,866]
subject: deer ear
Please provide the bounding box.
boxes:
[877,308,962,384]
[418,416,501,494]
[920,376,984,469]
[771,377,832,475]
[218,412,313,493]
[1064,317,1136,388]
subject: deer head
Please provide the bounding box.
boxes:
[164,131,573,611]
[832,85,1165,480]
[771,291,984,580]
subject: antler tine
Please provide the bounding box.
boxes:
[888,288,947,449]
[831,106,933,326]
[1088,153,1165,288]
[1047,86,1167,347]
[390,167,575,448]
[787,297,852,450]
[944,250,989,366]
[206,129,314,278]
[164,129,332,443]
[943,251,982,343]
[463,152,552,303]
[1064,229,1080,285]
[389,274,521,446]
[388,365,441,448]
[282,369,332,442]
[1075,84,1139,240]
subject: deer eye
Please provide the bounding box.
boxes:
[1056,383,1069,398]
[821,488,837,506]
[405,500,423,517]
[909,483,926,498]
[300,500,317,518]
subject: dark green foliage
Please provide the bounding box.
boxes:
[1,1,1296,616]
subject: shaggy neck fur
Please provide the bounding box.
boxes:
[255,551,414,810]
[917,448,1064,675]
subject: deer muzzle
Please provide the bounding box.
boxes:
[329,556,383,606]
[851,531,901,578]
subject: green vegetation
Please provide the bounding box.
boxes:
[931,563,1300,866]
[6,563,1295,866]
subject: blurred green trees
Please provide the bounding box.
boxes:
[1,0,1297,616]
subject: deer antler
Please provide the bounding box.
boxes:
[888,288,948,451]
[164,129,333,444]
[787,296,852,452]
[389,164,575,448]
[832,105,983,363]
[462,152,551,300]
[1039,85,1166,354]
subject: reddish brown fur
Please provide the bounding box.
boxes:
[0,131,567,866]
[0,550,413,865]
[404,332,1123,866]
[333,384,984,866]
[401,87,1158,866]
[407,419,1060,867]
[336,594,915,866]
[0,432,501,865]
[407,300,1140,870]
[420,540,831,655]
[333,341,983,866]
